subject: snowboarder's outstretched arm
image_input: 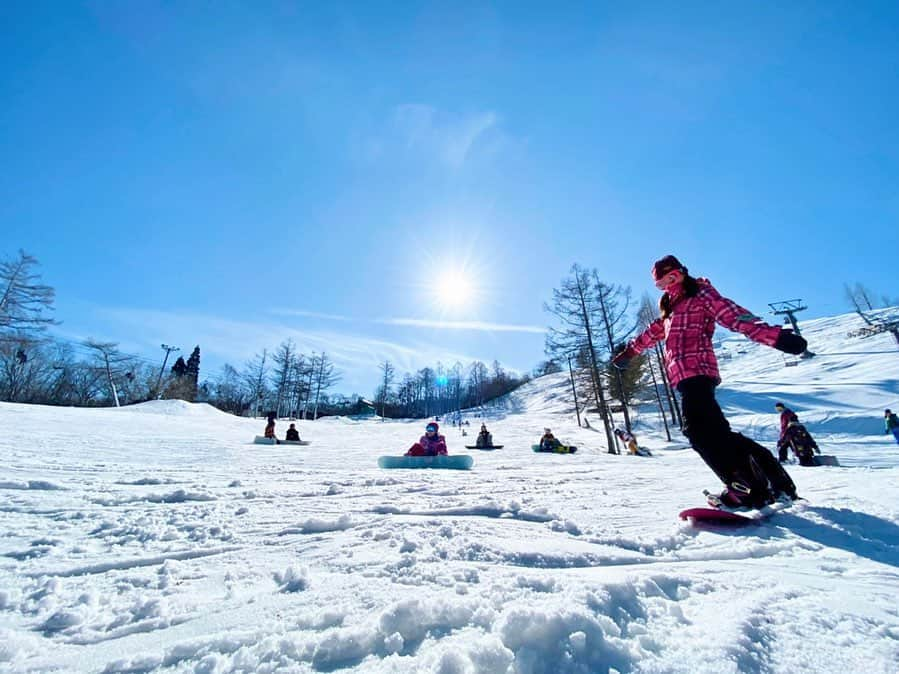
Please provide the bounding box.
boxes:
[613,319,665,369]
[702,285,806,354]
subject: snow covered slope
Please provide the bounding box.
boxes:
[1,310,898,673]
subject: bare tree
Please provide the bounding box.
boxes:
[311,352,340,420]
[83,340,133,407]
[592,271,636,432]
[0,336,43,402]
[468,361,488,409]
[271,340,296,418]
[376,360,395,420]
[544,264,616,453]
[243,350,269,418]
[637,294,682,428]
[844,282,899,347]
[0,250,57,334]
[844,282,875,313]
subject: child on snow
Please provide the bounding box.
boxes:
[264,414,276,440]
[612,255,806,509]
[285,423,300,442]
[405,422,448,456]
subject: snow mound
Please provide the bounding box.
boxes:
[116,400,235,418]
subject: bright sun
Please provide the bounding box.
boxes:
[434,270,473,309]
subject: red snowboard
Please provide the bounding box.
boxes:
[680,500,793,525]
[679,507,756,525]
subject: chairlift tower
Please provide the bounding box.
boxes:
[768,299,807,335]
[769,299,814,358]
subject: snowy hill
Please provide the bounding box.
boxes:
[1,310,898,673]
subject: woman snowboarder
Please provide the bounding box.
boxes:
[613,255,806,508]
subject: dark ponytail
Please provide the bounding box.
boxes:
[658,268,699,319]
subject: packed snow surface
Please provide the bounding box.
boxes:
[1,311,898,673]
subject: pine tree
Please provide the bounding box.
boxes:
[185,346,200,401]
[171,356,187,377]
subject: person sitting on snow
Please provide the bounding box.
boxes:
[539,428,565,453]
[777,421,820,466]
[405,422,448,456]
[264,414,277,440]
[476,424,493,448]
[614,428,640,455]
[285,423,300,442]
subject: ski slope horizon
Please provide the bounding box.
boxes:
[1,309,898,673]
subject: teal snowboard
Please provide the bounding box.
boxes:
[378,455,474,470]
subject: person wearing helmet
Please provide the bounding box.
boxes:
[405,422,448,456]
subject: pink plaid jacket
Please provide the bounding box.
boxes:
[626,278,782,387]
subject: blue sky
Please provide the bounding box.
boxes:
[3,1,898,395]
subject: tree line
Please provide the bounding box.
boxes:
[205,342,342,420]
[1,250,524,418]
[373,358,528,420]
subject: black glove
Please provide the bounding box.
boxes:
[774,329,807,355]
[612,347,636,371]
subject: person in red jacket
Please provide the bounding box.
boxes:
[774,402,800,462]
[405,422,448,456]
[613,255,807,509]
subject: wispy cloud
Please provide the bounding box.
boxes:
[389,104,502,168]
[269,308,352,321]
[84,306,482,392]
[379,318,546,334]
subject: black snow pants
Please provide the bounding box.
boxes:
[677,376,798,503]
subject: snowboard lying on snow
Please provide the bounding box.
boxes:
[812,454,839,466]
[378,455,473,470]
[253,436,310,446]
[465,445,504,450]
[531,444,577,454]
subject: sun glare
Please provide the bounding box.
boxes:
[434,270,473,309]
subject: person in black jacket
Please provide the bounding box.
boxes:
[777,421,820,466]
[285,423,300,442]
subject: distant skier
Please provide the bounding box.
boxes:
[774,402,800,462]
[285,423,300,442]
[612,254,806,509]
[405,422,448,456]
[885,409,899,444]
[476,424,493,448]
